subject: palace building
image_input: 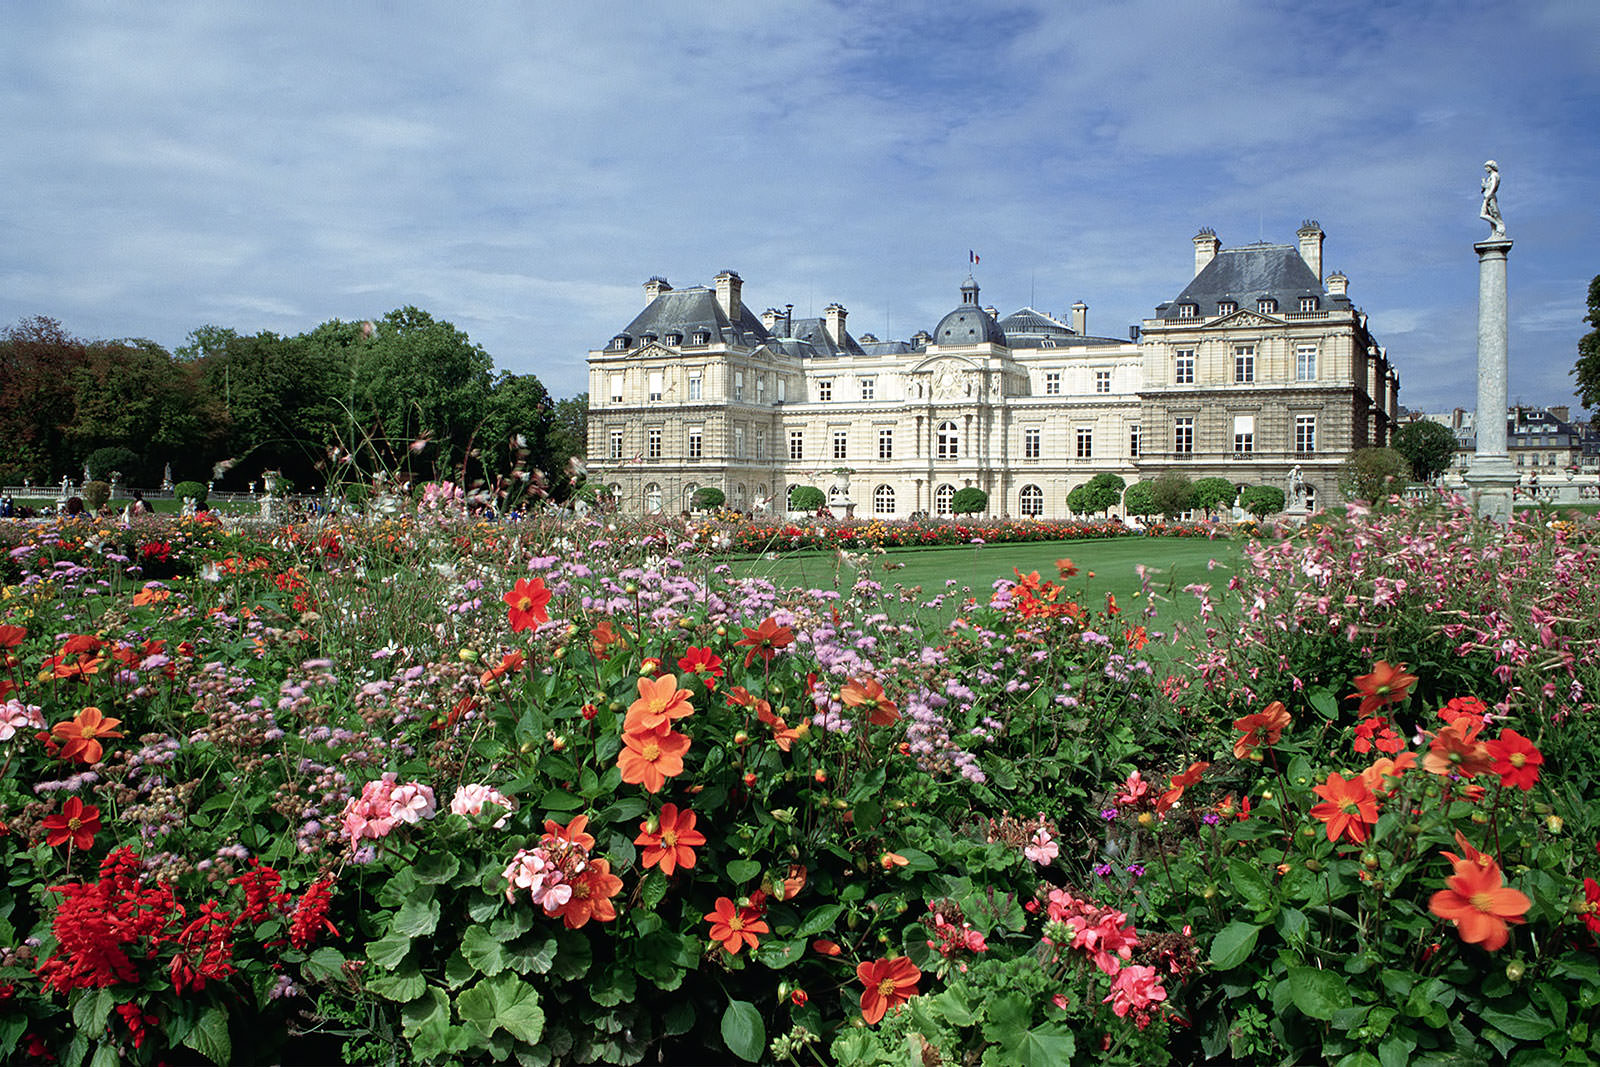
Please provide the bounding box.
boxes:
[585,222,1398,519]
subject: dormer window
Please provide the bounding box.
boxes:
[611,335,631,351]
[1178,304,1198,319]
[1300,296,1319,312]
[1217,301,1236,315]
[692,330,711,345]
[664,332,682,345]
[1257,298,1277,315]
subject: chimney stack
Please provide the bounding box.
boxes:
[824,303,848,345]
[643,276,672,303]
[1071,301,1088,336]
[1297,220,1325,283]
[1326,270,1349,296]
[714,270,742,321]
[1193,227,1220,277]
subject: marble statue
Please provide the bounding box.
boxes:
[1479,160,1506,238]
[1287,465,1306,510]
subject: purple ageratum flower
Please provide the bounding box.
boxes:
[1100,808,1119,821]
[1093,863,1114,878]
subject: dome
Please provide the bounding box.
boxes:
[998,307,1075,344]
[933,276,1008,347]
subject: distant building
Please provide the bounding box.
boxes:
[586,223,1399,518]
[1421,406,1583,475]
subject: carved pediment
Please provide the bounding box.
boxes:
[631,342,675,359]
[1206,309,1280,329]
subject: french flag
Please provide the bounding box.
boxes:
[969,250,980,265]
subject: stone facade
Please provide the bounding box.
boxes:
[587,225,1397,519]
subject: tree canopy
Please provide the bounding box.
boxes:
[1339,447,1410,505]
[1393,420,1459,483]
[1573,275,1600,410]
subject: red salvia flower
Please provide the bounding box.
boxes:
[288,877,339,949]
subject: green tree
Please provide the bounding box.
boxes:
[1122,480,1157,519]
[479,373,556,505]
[66,338,220,484]
[545,395,588,502]
[0,317,88,482]
[1151,472,1194,520]
[951,487,987,515]
[1339,446,1411,505]
[1239,484,1286,520]
[788,485,825,511]
[1191,476,1237,519]
[1573,275,1600,409]
[1392,419,1459,483]
[692,487,725,511]
[1066,484,1090,516]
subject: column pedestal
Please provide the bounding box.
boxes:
[1466,237,1515,521]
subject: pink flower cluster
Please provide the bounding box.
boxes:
[340,772,437,842]
[1,699,45,742]
[1023,826,1059,865]
[1104,964,1167,1024]
[503,835,588,913]
[1044,888,1141,975]
[449,784,516,829]
[923,908,988,960]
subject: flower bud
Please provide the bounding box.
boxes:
[734,731,749,745]
[458,648,479,663]
[1547,815,1564,834]
[1506,960,1526,981]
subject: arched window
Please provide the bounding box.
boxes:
[935,483,956,515]
[873,484,895,516]
[937,421,960,460]
[644,483,663,514]
[1019,484,1044,517]
[734,483,747,506]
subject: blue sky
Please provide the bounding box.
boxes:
[3,1,1597,412]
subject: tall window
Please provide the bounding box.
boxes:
[1095,370,1111,394]
[609,430,623,460]
[873,484,895,516]
[937,421,960,460]
[1019,484,1044,517]
[1174,417,1194,455]
[818,379,833,401]
[609,373,623,403]
[1296,345,1318,381]
[755,430,765,460]
[1076,427,1093,459]
[734,371,744,401]
[859,378,875,401]
[833,430,848,460]
[645,484,662,513]
[688,428,702,459]
[1024,427,1041,459]
[733,427,745,457]
[647,428,662,459]
[1044,372,1062,396]
[878,429,893,460]
[1174,351,1195,385]
[1233,415,1254,455]
[788,429,803,460]
[1129,425,1141,457]
[687,373,702,400]
[776,377,786,402]
[756,376,766,403]
[1296,415,1317,453]
[1234,345,1255,384]
[935,483,955,515]
[648,371,663,402]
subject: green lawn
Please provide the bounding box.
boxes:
[729,536,1240,646]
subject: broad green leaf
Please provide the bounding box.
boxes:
[509,934,558,975]
[303,946,347,982]
[982,992,1032,1047]
[721,999,765,1063]
[493,974,546,1044]
[1286,967,1351,1021]
[1010,1027,1076,1066]
[1479,1005,1556,1041]
[1228,860,1273,911]
[539,788,585,812]
[416,850,461,885]
[726,858,762,884]
[795,903,844,939]
[401,985,450,1039]
[1209,921,1261,970]
[367,959,426,1002]
[463,925,510,976]
[72,989,115,1035]
[88,1046,120,1067]
[394,894,441,938]
[640,870,669,911]
[181,1006,232,1066]
[367,931,412,969]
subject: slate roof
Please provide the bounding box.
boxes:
[617,287,771,347]
[1154,242,1354,320]
[788,316,866,358]
[998,307,1075,344]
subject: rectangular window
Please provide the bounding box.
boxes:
[647,428,662,459]
[1178,304,1197,319]
[687,374,702,401]
[1174,351,1194,385]
[1217,301,1236,315]
[833,430,847,460]
[1296,415,1317,453]
[1296,345,1317,381]
[777,377,786,402]
[609,373,623,404]
[648,370,663,402]
[1300,297,1319,312]
[1233,414,1254,455]
[734,371,744,402]
[1044,372,1062,396]
[818,379,833,402]
[756,376,766,403]
[860,377,875,401]
[1095,370,1111,394]
[1129,425,1141,457]
[755,430,765,460]
[878,429,893,460]
[1174,417,1194,455]
[1234,345,1255,384]
[734,427,745,457]
[609,430,623,460]
[1024,427,1041,459]
[1076,427,1093,459]
[788,430,803,461]
[688,428,702,459]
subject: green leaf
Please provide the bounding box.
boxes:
[402,985,450,1038]
[982,993,1032,1047]
[367,959,426,1002]
[394,893,441,938]
[539,788,585,812]
[509,934,558,975]
[721,999,766,1063]
[726,858,762,884]
[795,903,844,939]
[1377,1034,1416,1067]
[931,988,974,1028]
[181,1005,232,1066]
[457,973,546,1046]
[367,931,412,969]
[1479,1005,1556,1041]
[1209,921,1262,971]
[463,925,510,976]
[1010,1027,1076,1066]
[72,988,115,1035]
[1228,860,1273,911]
[1307,686,1339,719]
[1286,967,1351,1021]
[303,946,347,982]
[416,850,461,885]
[88,1046,120,1067]
[640,870,669,911]
[597,797,648,825]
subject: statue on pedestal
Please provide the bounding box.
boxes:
[1480,160,1506,238]
[1287,465,1307,512]
[161,463,174,491]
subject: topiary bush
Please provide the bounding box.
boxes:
[81,480,111,511]
[691,487,725,511]
[788,485,826,512]
[951,487,987,515]
[86,446,141,484]
[172,480,209,506]
[1239,484,1285,520]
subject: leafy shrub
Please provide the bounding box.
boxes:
[1393,419,1459,482]
[172,480,209,505]
[788,485,826,511]
[1340,446,1410,504]
[691,486,725,511]
[86,445,141,483]
[1123,480,1157,519]
[1191,477,1237,518]
[1151,472,1194,519]
[951,487,987,515]
[1238,484,1285,520]
[81,479,111,510]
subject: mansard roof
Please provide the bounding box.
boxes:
[789,316,866,357]
[998,307,1075,343]
[619,287,771,346]
[1156,242,1354,320]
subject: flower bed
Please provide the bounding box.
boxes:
[0,504,1596,1064]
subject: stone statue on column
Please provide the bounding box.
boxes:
[1479,161,1506,238]
[1286,465,1307,513]
[1465,159,1517,519]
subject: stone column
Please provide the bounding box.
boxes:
[1464,237,1517,520]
